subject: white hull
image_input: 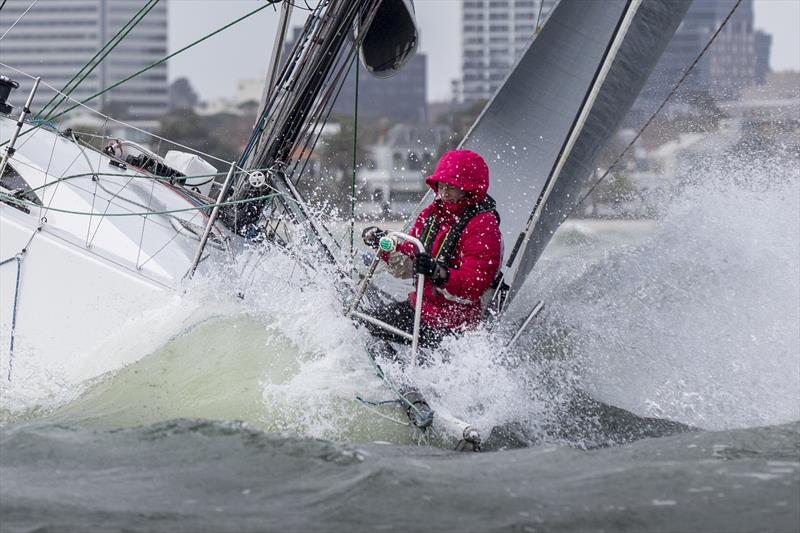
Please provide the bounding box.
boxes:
[0,116,233,385]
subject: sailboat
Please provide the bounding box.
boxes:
[1,0,690,447]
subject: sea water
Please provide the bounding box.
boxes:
[1,154,798,532]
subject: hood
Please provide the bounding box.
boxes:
[425,150,489,203]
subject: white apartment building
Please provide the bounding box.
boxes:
[0,0,168,123]
[461,0,557,103]
[358,124,453,218]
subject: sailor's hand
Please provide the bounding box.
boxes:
[361,226,386,248]
[413,252,449,286]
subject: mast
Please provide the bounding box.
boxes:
[221,0,419,269]
[256,0,294,127]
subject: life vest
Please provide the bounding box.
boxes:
[419,195,501,268]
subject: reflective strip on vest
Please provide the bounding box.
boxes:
[436,287,475,306]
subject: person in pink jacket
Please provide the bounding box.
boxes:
[362,149,502,350]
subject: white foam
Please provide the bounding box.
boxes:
[529,151,800,430]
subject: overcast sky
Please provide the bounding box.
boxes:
[168,0,800,103]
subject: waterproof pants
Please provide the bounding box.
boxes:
[362,300,448,352]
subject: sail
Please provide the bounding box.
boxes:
[440,0,691,306]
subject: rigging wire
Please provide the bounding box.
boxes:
[283,45,360,249]
[350,55,360,268]
[288,44,358,197]
[0,0,39,42]
[249,34,361,250]
[0,219,43,382]
[240,0,329,169]
[0,188,287,218]
[284,0,317,11]
[0,62,228,166]
[44,1,276,124]
[534,0,544,34]
[567,0,744,220]
[237,7,318,166]
[271,31,361,251]
[38,0,160,120]
[0,1,278,157]
[232,0,378,258]
[241,0,365,173]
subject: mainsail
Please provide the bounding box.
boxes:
[430,0,692,308]
[223,0,689,311]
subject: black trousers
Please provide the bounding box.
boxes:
[362,300,447,353]
[361,301,444,417]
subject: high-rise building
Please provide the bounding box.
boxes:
[336,54,427,122]
[460,0,557,103]
[641,0,771,103]
[0,0,168,122]
[281,27,427,122]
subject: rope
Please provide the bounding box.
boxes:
[349,55,360,267]
[0,219,42,382]
[355,395,410,426]
[7,158,283,218]
[355,395,401,406]
[0,2,277,158]
[534,0,544,34]
[37,0,160,120]
[569,0,744,219]
[43,2,277,124]
[0,62,230,166]
[0,189,288,218]
[2,254,22,381]
[0,0,39,42]
[360,344,426,422]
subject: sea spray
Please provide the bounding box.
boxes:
[0,290,213,422]
[529,152,800,431]
[11,153,797,446]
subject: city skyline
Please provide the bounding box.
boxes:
[0,0,169,120]
[167,0,800,103]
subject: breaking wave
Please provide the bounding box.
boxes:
[528,152,800,431]
[3,152,797,447]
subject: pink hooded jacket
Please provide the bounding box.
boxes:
[393,150,502,330]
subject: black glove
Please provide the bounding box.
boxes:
[361,226,386,249]
[413,252,449,285]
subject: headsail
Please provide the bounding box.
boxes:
[428,0,691,308]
